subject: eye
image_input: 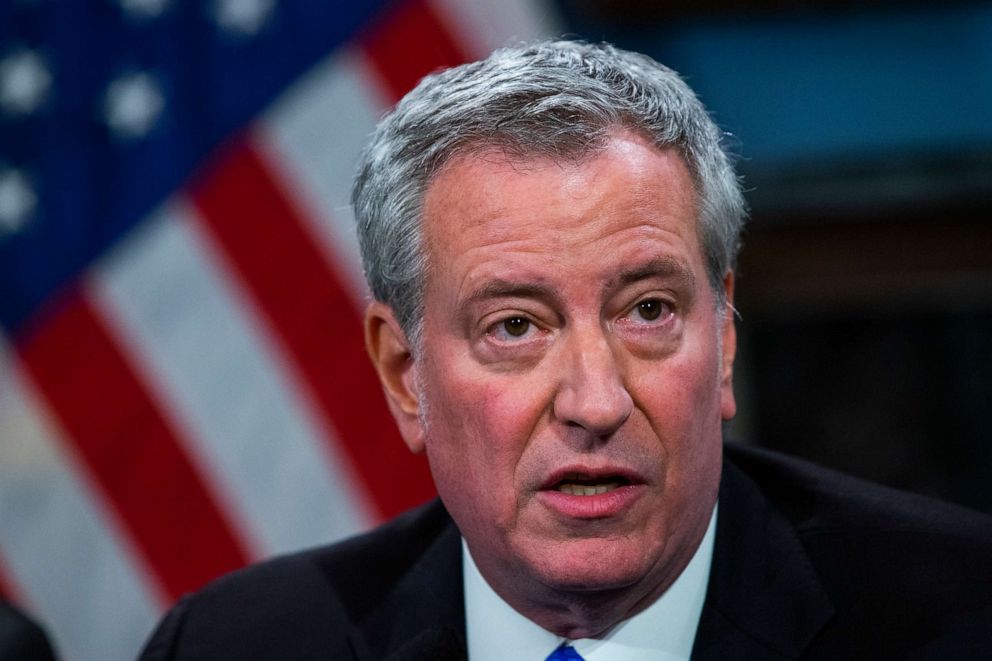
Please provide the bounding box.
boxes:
[487,315,539,342]
[636,300,663,321]
[502,316,531,337]
[632,299,672,323]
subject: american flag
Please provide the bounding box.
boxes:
[0,1,557,657]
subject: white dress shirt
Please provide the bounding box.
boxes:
[464,505,717,661]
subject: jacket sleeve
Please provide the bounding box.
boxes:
[138,596,191,660]
[0,601,57,661]
[134,568,367,661]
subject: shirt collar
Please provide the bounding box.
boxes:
[464,504,718,661]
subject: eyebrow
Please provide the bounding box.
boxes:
[610,256,696,291]
[463,257,695,308]
[463,279,563,308]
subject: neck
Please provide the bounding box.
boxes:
[468,507,718,640]
[477,538,700,640]
[526,576,680,639]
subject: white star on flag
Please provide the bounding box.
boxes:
[213,0,276,37]
[119,0,170,21]
[0,168,36,236]
[0,49,52,117]
[103,71,166,140]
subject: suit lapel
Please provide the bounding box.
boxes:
[359,507,468,661]
[692,453,834,660]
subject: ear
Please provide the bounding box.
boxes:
[719,271,738,421]
[364,301,426,454]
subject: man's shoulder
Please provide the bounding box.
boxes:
[0,601,56,661]
[140,499,457,660]
[208,497,450,605]
[721,443,992,658]
[725,442,992,546]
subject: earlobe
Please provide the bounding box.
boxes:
[720,272,738,420]
[364,302,427,453]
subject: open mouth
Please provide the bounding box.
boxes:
[553,474,631,496]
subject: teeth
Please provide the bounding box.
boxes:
[557,482,620,496]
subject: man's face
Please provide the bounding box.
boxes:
[369,130,736,621]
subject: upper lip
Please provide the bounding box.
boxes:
[539,464,645,490]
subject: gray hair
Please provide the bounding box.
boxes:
[352,39,746,345]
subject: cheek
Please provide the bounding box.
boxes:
[631,354,723,543]
[432,357,552,445]
[632,340,723,458]
[420,365,552,518]
[666,353,724,495]
[637,354,719,418]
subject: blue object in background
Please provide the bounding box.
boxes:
[558,3,992,171]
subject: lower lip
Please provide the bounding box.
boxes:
[536,484,644,519]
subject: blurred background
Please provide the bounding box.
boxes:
[1,0,989,658]
[559,0,992,518]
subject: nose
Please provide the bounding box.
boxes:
[553,326,633,438]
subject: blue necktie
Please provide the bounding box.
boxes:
[545,643,585,661]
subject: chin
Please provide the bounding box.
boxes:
[525,536,662,594]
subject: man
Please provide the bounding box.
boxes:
[0,600,56,661]
[141,40,992,660]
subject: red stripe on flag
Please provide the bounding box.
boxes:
[0,555,18,604]
[0,556,33,618]
[189,141,434,520]
[17,292,250,601]
[360,0,470,101]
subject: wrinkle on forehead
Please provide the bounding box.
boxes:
[421,130,702,308]
[449,224,697,312]
[423,130,695,239]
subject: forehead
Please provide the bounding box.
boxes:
[421,132,702,294]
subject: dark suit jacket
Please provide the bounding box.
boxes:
[140,445,992,660]
[0,601,56,661]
